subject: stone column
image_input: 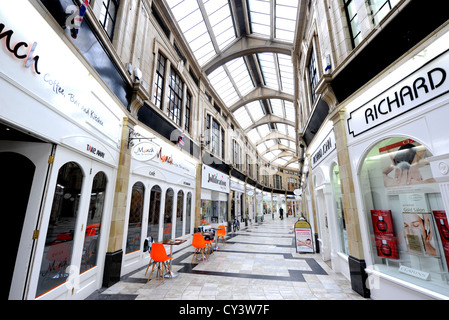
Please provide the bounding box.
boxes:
[103,116,136,287]
[331,109,370,298]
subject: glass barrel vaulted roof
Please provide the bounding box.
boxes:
[164,0,300,170]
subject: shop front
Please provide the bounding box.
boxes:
[344,26,449,299]
[122,126,197,275]
[201,164,230,227]
[309,121,350,279]
[1,2,126,300]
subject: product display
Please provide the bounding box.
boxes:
[433,211,449,268]
[371,210,399,259]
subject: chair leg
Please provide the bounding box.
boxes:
[145,259,153,276]
[147,262,156,283]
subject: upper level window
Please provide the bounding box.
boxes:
[344,0,362,48]
[369,0,401,25]
[185,92,191,133]
[233,139,242,171]
[100,0,118,40]
[153,53,167,109]
[308,49,318,104]
[167,68,184,126]
[206,115,225,158]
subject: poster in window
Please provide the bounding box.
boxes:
[400,193,438,257]
[375,236,399,259]
[371,210,399,259]
[379,139,436,192]
[371,210,394,236]
[433,210,449,267]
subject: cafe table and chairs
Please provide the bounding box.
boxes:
[161,238,187,278]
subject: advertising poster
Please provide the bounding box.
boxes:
[371,210,399,259]
[400,193,438,257]
[379,138,437,194]
[295,218,314,253]
[433,211,449,267]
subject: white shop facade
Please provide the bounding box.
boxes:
[1,2,126,300]
[343,25,449,299]
[122,125,197,275]
[308,120,350,280]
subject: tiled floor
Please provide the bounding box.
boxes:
[87,216,367,300]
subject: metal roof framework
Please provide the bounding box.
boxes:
[164,0,304,170]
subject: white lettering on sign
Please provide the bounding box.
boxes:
[311,129,336,169]
[347,50,449,137]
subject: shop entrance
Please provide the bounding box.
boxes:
[1,124,55,300]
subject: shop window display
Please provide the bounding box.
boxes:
[80,172,107,273]
[360,137,449,296]
[36,162,84,297]
[148,185,161,241]
[331,164,349,255]
[201,200,228,224]
[126,182,145,253]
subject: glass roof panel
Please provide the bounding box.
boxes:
[247,128,261,144]
[270,99,284,117]
[233,107,253,129]
[284,101,295,120]
[264,152,276,161]
[257,124,271,137]
[278,54,294,94]
[226,58,254,96]
[246,101,265,122]
[248,0,271,38]
[273,158,287,166]
[258,53,278,90]
[208,66,239,105]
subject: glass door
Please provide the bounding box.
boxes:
[32,146,113,300]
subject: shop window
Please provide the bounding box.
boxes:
[36,162,84,297]
[80,172,107,273]
[126,182,145,254]
[360,137,449,297]
[185,192,192,234]
[163,188,174,240]
[201,199,228,224]
[148,185,161,241]
[176,190,184,238]
[331,164,348,255]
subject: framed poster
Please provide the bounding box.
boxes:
[295,218,314,253]
[371,210,399,260]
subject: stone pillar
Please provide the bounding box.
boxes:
[331,109,370,298]
[194,163,202,229]
[103,116,136,287]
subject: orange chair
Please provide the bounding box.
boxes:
[145,242,173,283]
[216,225,226,247]
[191,233,208,263]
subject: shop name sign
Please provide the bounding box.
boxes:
[347,50,449,137]
[311,129,336,169]
[132,141,158,161]
[0,6,122,143]
[202,165,230,193]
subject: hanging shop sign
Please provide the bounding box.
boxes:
[202,164,230,193]
[131,141,159,162]
[310,128,336,169]
[295,217,314,253]
[347,49,449,138]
